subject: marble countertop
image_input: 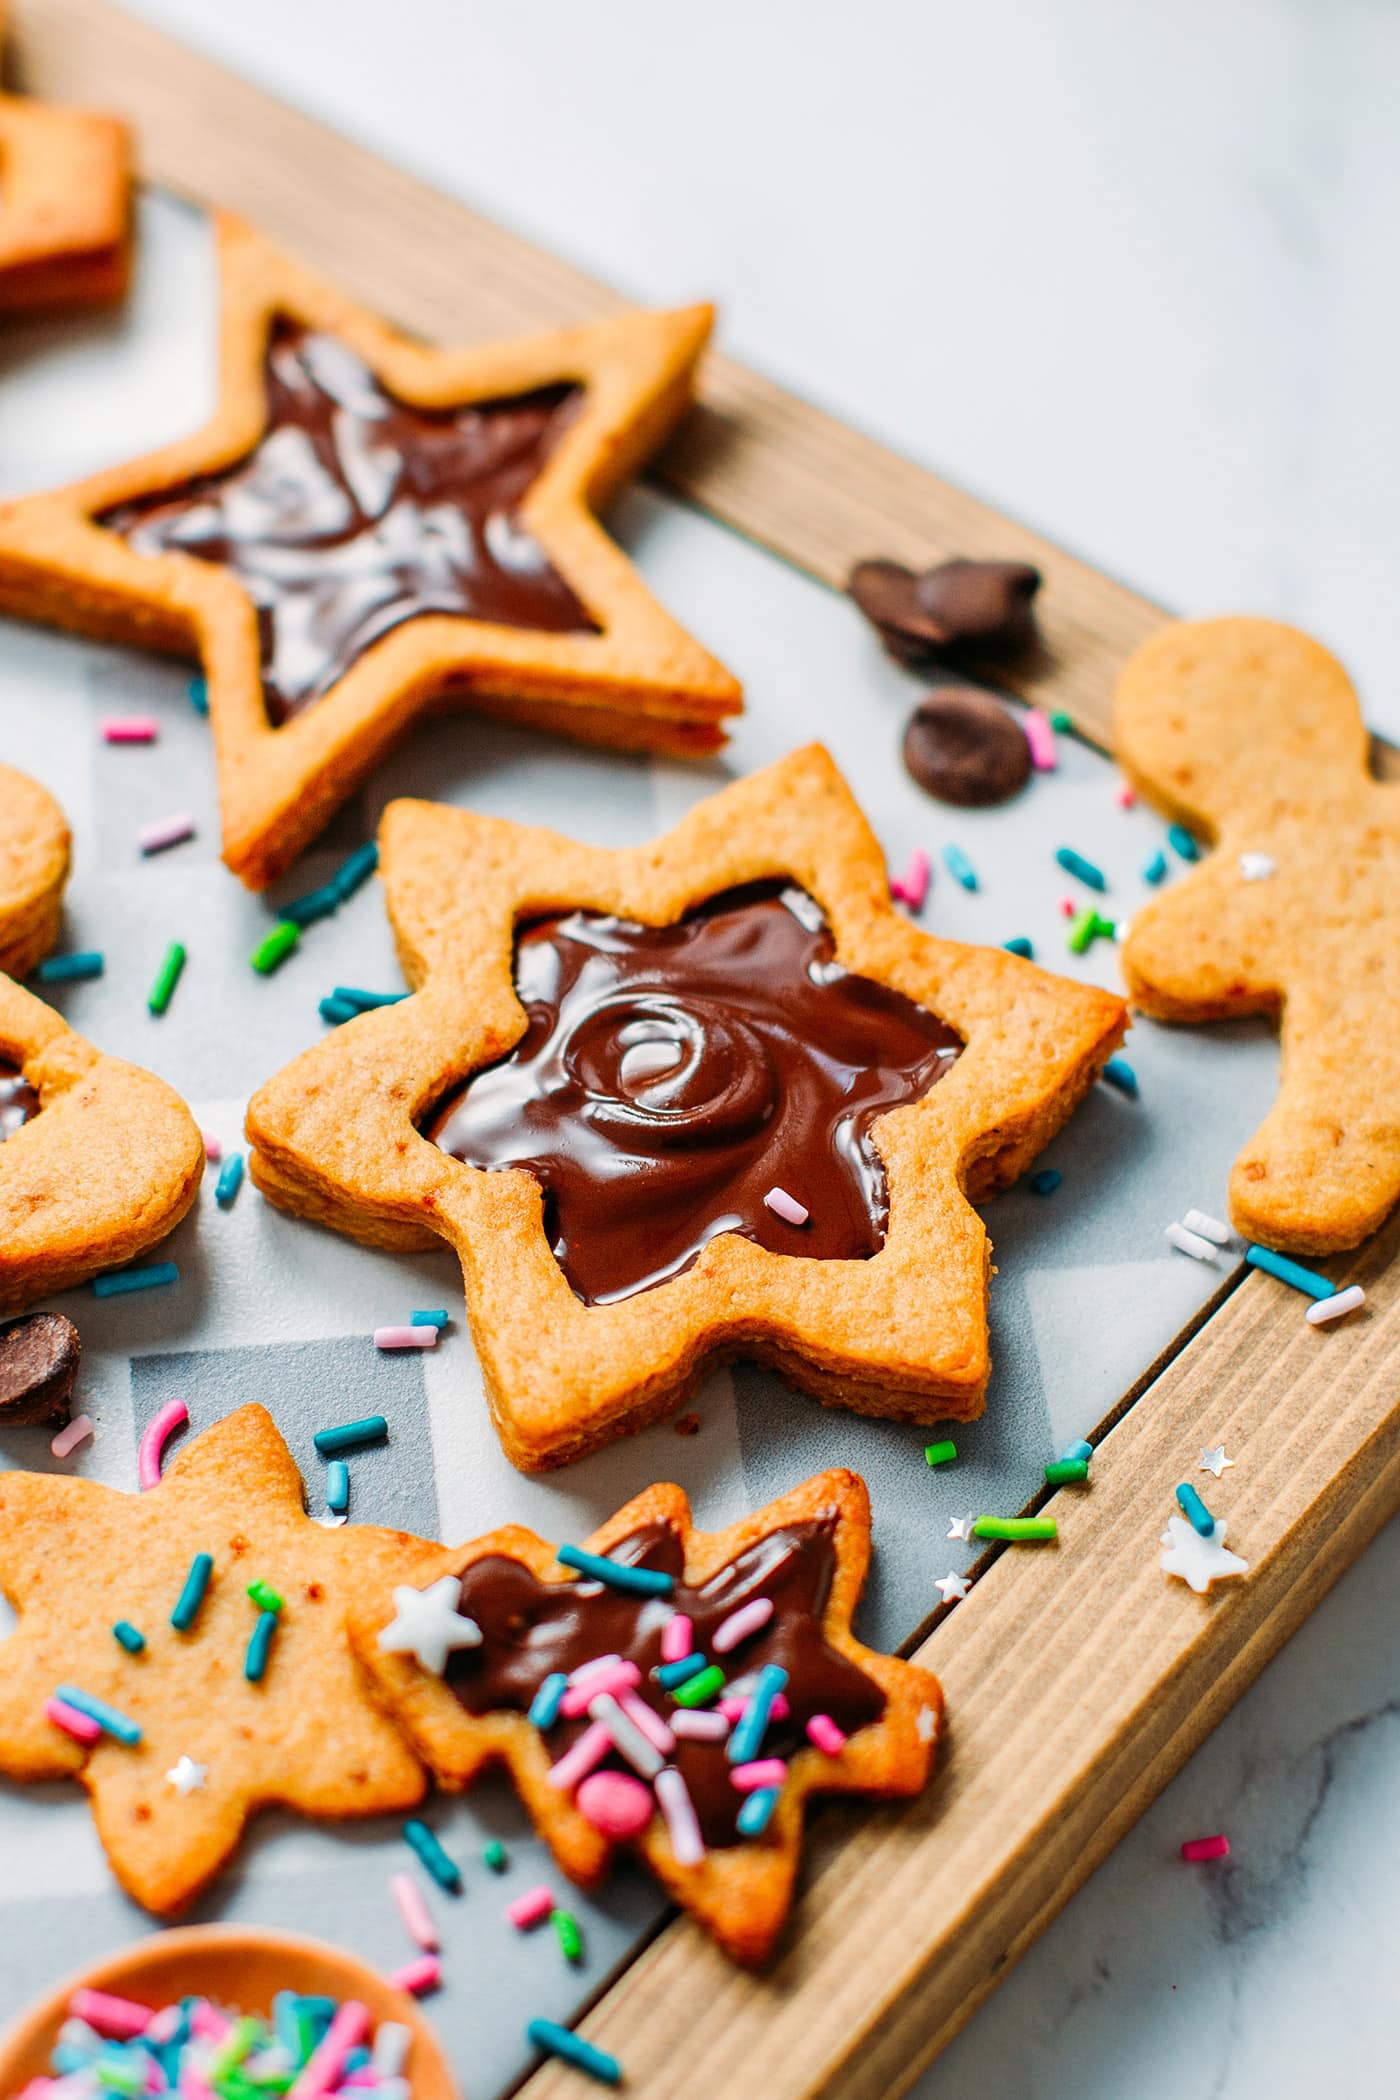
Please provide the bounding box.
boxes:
[61,2,1400,2089]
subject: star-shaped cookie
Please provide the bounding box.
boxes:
[351,1468,941,1966]
[0,1404,429,1914]
[1,971,204,1311]
[0,763,69,979]
[0,5,131,312]
[248,743,1126,1468]
[1117,617,1400,1253]
[0,215,741,889]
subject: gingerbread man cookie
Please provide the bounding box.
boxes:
[0,1404,429,1915]
[1,971,204,1309]
[248,743,1125,1467]
[352,1468,941,1966]
[0,763,69,979]
[1117,616,1400,1254]
[0,215,741,889]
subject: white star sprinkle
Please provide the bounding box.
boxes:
[377,1575,483,1675]
[166,1756,207,1795]
[934,1570,970,1604]
[1199,1445,1234,1479]
[1160,1514,1249,1594]
[946,1514,977,1541]
[916,1704,937,1742]
[315,1513,348,1528]
[1239,852,1276,882]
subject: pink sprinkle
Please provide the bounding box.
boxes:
[560,1659,640,1717]
[654,1766,705,1866]
[567,1652,623,1688]
[671,1708,729,1742]
[202,1131,222,1162]
[191,2004,231,2044]
[138,1398,188,1490]
[68,1989,151,2041]
[50,1415,94,1460]
[391,1871,438,1951]
[288,2000,368,2100]
[145,2008,183,2046]
[506,1884,556,1931]
[660,1614,693,1663]
[1115,781,1137,809]
[180,2072,216,2100]
[730,1758,787,1792]
[576,1767,655,1839]
[389,1954,440,1996]
[720,1691,788,1724]
[1023,708,1058,771]
[764,1186,809,1227]
[896,847,930,912]
[137,811,195,856]
[102,716,159,744]
[806,1713,847,1755]
[1181,1834,1230,1863]
[619,1689,675,1755]
[374,1325,438,1350]
[545,1719,612,1793]
[1058,896,1076,918]
[712,1597,774,1654]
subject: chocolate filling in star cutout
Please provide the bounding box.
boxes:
[103,325,598,726]
[426,880,964,1304]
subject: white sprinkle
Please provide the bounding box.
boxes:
[764,1186,809,1227]
[655,1765,705,1865]
[1182,1208,1232,1246]
[670,1708,729,1742]
[1166,1221,1217,1263]
[372,2025,412,2079]
[588,1691,664,1779]
[137,811,196,856]
[1305,1285,1365,1326]
[50,1415,95,1459]
[1239,852,1276,882]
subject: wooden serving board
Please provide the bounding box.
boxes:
[6,6,1400,2095]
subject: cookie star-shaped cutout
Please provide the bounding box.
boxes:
[0,215,740,890]
[0,1404,429,1914]
[377,1575,482,1675]
[1117,617,1400,1254]
[1,972,204,1313]
[0,764,69,980]
[1159,1513,1249,1595]
[351,1468,942,1966]
[248,744,1126,1469]
[0,4,132,313]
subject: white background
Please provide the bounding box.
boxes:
[42,3,1400,2092]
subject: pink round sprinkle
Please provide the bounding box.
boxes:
[560,1658,640,1717]
[202,1131,223,1162]
[712,1597,774,1654]
[1023,708,1058,771]
[388,1954,440,1996]
[390,1871,438,1951]
[576,1768,655,1839]
[50,1415,94,1460]
[764,1186,809,1227]
[1058,896,1076,918]
[102,716,159,744]
[46,1695,102,1744]
[506,1883,556,1931]
[68,1989,152,2040]
[1180,1834,1230,1863]
[138,1398,188,1490]
[806,1713,847,1756]
[374,1325,438,1350]
[137,811,195,856]
[1115,782,1137,809]
[660,1613,693,1663]
[730,1758,787,1792]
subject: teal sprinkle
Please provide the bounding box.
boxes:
[318,995,358,1026]
[325,1459,350,1513]
[942,843,978,892]
[411,1309,449,1328]
[403,1817,461,1891]
[1061,1439,1093,1464]
[1055,845,1107,891]
[112,1620,146,1654]
[1176,1481,1215,1538]
[1028,1168,1062,1195]
[313,1415,387,1456]
[244,1609,279,1683]
[526,2021,621,2087]
[1003,936,1033,958]
[557,1544,673,1595]
[1167,823,1201,862]
[332,987,408,1011]
[736,1785,781,1837]
[332,842,379,900]
[654,1653,707,1691]
[53,1684,142,1745]
[171,1551,214,1632]
[35,951,104,983]
[94,1262,178,1298]
[1245,1244,1335,1300]
[188,676,209,716]
[215,1154,244,1206]
[528,1671,568,1727]
[1142,849,1168,885]
[282,883,341,928]
[1102,1057,1138,1098]
[483,1838,508,1873]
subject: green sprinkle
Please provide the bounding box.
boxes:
[209,2015,261,2081]
[923,1440,957,1468]
[973,1516,1058,1542]
[314,1414,388,1457]
[482,1838,508,1873]
[171,1551,214,1631]
[671,1663,726,1708]
[551,1908,584,1963]
[1049,710,1073,734]
[250,921,300,975]
[1044,1458,1089,1486]
[112,1620,146,1654]
[147,941,186,1015]
[247,1579,284,1615]
[1067,907,1101,955]
[244,1609,279,1682]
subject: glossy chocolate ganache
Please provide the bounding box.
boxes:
[0,1063,39,1141]
[446,1515,884,1848]
[426,880,963,1304]
[102,325,596,725]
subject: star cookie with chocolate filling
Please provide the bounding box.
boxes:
[0,1405,429,1915]
[0,762,69,979]
[1,970,204,1310]
[1117,616,1400,1254]
[247,743,1127,1468]
[352,1468,941,1965]
[0,214,741,888]
[0,5,132,312]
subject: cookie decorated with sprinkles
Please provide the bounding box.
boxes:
[0,763,70,981]
[247,742,1126,1468]
[351,1468,942,1966]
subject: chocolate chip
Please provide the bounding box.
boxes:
[0,1311,80,1425]
[903,689,1032,807]
[849,557,1042,670]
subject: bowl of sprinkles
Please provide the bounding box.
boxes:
[0,1925,460,2100]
